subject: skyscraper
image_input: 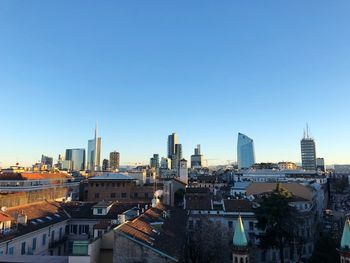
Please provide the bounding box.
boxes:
[191,144,204,168]
[102,159,109,171]
[301,126,316,171]
[65,148,86,171]
[172,143,182,169]
[87,124,101,172]
[167,133,178,159]
[110,151,120,171]
[150,154,160,169]
[237,133,255,170]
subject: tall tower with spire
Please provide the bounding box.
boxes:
[340,219,350,262]
[232,215,249,263]
[87,123,101,172]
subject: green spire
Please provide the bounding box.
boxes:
[341,219,350,250]
[233,214,248,247]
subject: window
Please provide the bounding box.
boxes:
[8,247,14,255]
[189,220,194,229]
[21,242,26,255]
[32,238,36,250]
[42,234,47,245]
[70,225,78,234]
[228,221,233,229]
[95,193,100,198]
[134,192,138,198]
[51,230,55,243]
[79,225,89,235]
[249,221,254,230]
[101,183,104,187]
[110,193,116,198]
[112,183,115,187]
[95,183,99,187]
[97,208,103,214]
[59,227,62,240]
[121,193,127,198]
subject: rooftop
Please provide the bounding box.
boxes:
[89,173,135,181]
[246,182,313,201]
[116,203,187,261]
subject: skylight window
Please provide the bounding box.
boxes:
[54,214,61,218]
[46,216,53,220]
[31,221,38,225]
[37,219,44,223]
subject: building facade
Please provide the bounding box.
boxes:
[87,125,101,172]
[237,133,255,170]
[65,148,85,171]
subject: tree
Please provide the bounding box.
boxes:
[255,183,297,263]
[308,235,340,263]
[185,219,230,263]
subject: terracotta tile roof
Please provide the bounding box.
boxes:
[1,201,69,242]
[246,182,313,201]
[0,212,12,222]
[117,204,187,260]
[94,220,111,230]
[0,172,71,180]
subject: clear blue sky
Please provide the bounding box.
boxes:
[1,1,350,167]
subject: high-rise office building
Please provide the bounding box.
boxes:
[301,126,316,171]
[172,143,182,170]
[160,157,171,169]
[87,124,101,172]
[191,144,204,168]
[41,155,53,168]
[316,158,325,172]
[102,159,109,171]
[65,148,86,171]
[167,133,178,159]
[237,133,255,169]
[150,154,160,169]
[109,151,120,171]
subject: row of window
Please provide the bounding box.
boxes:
[93,192,150,199]
[5,227,63,256]
[69,224,89,235]
[90,182,126,188]
[188,219,255,231]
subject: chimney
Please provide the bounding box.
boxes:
[118,214,126,224]
[17,213,28,225]
[151,197,156,208]
[145,204,148,210]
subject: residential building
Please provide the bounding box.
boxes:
[278,162,298,170]
[65,148,85,171]
[114,203,187,263]
[237,133,255,170]
[41,155,53,168]
[109,151,120,171]
[179,159,188,185]
[81,173,161,203]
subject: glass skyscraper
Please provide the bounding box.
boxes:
[87,125,101,172]
[237,133,255,169]
[65,148,85,171]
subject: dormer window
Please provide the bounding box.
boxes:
[97,208,103,214]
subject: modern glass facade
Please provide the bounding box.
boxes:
[87,126,101,172]
[65,148,86,171]
[237,133,255,169]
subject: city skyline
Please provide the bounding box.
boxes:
[1,1,350,166]
[0,125,345,168]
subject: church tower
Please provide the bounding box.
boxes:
[232,215,249,263]
[340,219,350,263]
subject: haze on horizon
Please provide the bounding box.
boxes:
[0,1,350,167]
